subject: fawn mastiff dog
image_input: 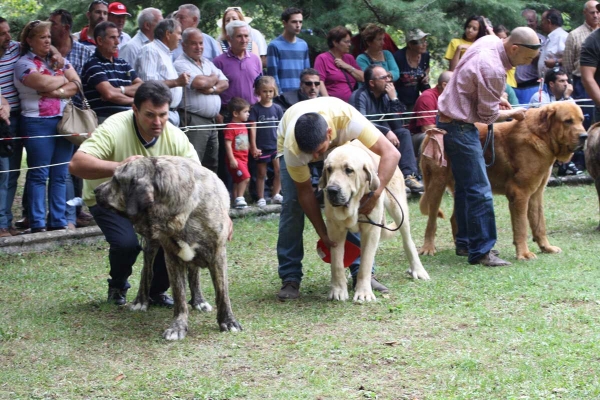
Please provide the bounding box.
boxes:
[95,156,241,340]
[419,102,587,260]
[320,141,430,302]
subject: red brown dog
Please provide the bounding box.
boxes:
[419,102,587,260]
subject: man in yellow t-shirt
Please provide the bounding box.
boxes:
[276,97,400,300]
[69,81,199,307]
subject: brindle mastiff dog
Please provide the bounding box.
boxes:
[95,156,241,340]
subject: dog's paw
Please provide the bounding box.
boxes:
[163,321,188,340]
[190,301,213,312]
[418,245,436,256]
[517,251,537,260]
[541,245,562,254]
[129,300,149,312]
[407,267,430,280]
[219,319,242,332]
[328,285,349,301]
[353,287,376,302]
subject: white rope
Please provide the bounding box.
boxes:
[2,98,595,174]
[0,161,70,174]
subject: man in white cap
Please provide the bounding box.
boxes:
[107,2,131,49]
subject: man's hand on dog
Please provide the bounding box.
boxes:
[120,155,145,165]
[358,190,381,215]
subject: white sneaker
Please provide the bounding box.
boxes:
[271,193,283,204]
[234,197,247,209]
[257,198,267,207]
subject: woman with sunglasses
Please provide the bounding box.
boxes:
[314,26,364,102]
[393,28,431,111]
[13,20,81,233]
[356,24,400,83]
[216,7,260,59]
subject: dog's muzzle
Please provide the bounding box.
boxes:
[326,185,350,207]
[576,133,588,150]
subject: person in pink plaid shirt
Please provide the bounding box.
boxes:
[436,27,540,267]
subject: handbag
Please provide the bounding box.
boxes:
[57,80,98,146]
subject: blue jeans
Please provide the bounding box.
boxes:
[0,155,8,228]
[22,116,73,229]
[437,119,496,262]
[277,157,367,284]
[391,126,419,177]
[0,115,22,228]
[572,76,593,130]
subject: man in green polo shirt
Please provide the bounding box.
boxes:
[69,81,198,306]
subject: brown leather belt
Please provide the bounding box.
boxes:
[438,112,454,124]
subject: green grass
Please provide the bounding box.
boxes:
[1,185,600,399]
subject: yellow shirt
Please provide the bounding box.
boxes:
[79,110,199,207]
[506,67,517,88]
[444,38,473,61]
[277,97,381,183]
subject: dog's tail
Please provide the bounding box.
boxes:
[419,192,445,219]
[380,223,398,240]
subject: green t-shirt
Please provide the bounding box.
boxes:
[79,110,199,207]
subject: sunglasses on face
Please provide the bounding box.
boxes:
[372,74,392,81]
[302,81,320,87]
[514,42,542,50]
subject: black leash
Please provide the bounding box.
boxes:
[482,123,495,167]
[357,187,405,232]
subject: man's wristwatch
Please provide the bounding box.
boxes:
[212,85,217,94]
[58,88,65,99]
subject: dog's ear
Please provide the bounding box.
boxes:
[318,165,328,189]
[537,104,556,134]
[115,160,155,217]
[153,158,197,213]
[363,164,380,192]
[124,176,154,217]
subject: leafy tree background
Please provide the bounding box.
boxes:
[1,0,588,67]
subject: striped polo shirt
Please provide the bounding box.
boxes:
[80,48,138,118]
[0,41,21,112]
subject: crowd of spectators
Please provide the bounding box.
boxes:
[0,2,596,239]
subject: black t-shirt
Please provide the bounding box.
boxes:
[580,29,600,88]
[393,47,431,107]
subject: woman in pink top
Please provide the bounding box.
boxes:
[314,26,364,102]
[14,20,81,232]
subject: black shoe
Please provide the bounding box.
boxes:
[107,287,128,305]
[277,281,300,301]
[149,292,174,308]
[15,217,29,229]
[469,251,511,267]
[557,162,583,176]
[18,227,47,235]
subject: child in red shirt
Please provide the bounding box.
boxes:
[224,97,251,209]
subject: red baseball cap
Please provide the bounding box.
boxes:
[108,2,131,16]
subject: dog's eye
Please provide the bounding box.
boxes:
[345,167,354,175]
[327,166,332,173]
[564,118,573,124]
